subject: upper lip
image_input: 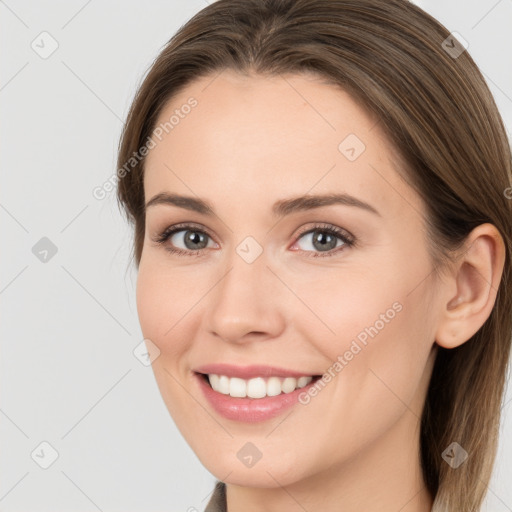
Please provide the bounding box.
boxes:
[194,363,318,379]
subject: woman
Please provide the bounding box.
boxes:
[116,1,512,510]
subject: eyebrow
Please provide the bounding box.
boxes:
[145,192,381,217]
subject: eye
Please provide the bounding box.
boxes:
[290,223,355,257]
[153,222,355,258]
[153,223,217,257]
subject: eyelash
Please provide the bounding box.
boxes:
[153,222,356,258]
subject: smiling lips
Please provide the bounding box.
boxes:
[195,363,319,397]
[194,364,321,422]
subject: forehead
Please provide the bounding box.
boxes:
[143,70,421,220]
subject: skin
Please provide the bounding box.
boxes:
[136,69,505,511]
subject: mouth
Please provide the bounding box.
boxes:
[197,372,322,399]
[192,364,323,422]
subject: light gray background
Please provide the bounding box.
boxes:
[1,1,511,510]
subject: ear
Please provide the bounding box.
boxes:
[435,223,506,349]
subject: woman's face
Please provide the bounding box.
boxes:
[137,70,441,488]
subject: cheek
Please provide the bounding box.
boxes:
[135,264,199,423]
[300,257,435,416]
[324,276,435,432]
[135,263,188,357]
[288,267,405,359]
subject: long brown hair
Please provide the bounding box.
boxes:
[116,1,512,509]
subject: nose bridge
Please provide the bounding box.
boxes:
[205,239,285,343]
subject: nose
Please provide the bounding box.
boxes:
[204,245,286,345]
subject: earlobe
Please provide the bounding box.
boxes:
[435,223,506,350]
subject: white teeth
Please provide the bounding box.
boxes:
[209,374,220,390]
[266,377,282,396]
[282,377,297,393]
[297,376,310,388]
[218,375,230,395]
[207,374,313,398]
[246,377,267,399]
[229,377,247,397]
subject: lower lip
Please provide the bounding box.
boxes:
[195,373,318,423]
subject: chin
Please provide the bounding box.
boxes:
[192,440,313,488]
